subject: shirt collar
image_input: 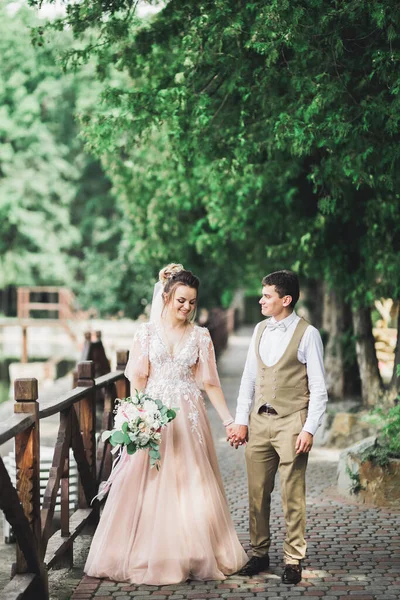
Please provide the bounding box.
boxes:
[270,310,297,329]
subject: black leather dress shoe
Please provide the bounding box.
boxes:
[281,563,302,584]
[236,555,270,576]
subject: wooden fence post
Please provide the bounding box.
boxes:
[21,326,28,364]
[75,362,96,509]
[14,379,42,575]
[13,379,48,598]
[116,350,130,399]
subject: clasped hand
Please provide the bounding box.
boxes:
[225,424,313,453]
[226,424,248,449]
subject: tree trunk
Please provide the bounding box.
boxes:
[389,300,400,403]
[302,279,324,330]
[352,307,384,407]
[323,288,361,399]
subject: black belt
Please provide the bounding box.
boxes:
[258,405,278,415]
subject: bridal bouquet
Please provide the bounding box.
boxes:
[101,390,178,469]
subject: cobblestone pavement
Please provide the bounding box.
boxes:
[47,327,400,600]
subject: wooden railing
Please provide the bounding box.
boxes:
[17,287,77,321]
[0,350,130,600]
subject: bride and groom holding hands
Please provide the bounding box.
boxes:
[84,265,328,586]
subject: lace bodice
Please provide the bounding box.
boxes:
[124,323,221,443]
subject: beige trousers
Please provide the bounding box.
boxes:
[245,408,308,564]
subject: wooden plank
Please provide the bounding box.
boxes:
[70,407,97,506]
[0,573,36,600]
[0,414,35,445]
[96,384,115,484]
[38,387,88,419]
[38,373,125,419]
[41,409,72,554]
[19,286,62,293]
[76,364,96,509]
[0,458,42,576]
[44,508,92,569]
[95,371,124,387]
[14,381,41,576]
[26,303,61,311]
[116,376,130,402]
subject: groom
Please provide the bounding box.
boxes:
[229,270,328,584]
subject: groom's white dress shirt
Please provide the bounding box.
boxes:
[235,311,328,436]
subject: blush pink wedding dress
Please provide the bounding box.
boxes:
[84,322,247,585]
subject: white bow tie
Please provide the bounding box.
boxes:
[266,320,287,332]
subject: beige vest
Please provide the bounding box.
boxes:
[253,317,310,417]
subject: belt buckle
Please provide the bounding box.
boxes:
[265,406,277,415]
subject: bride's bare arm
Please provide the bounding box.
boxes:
[203,383,235,437]
[129,375,148,393]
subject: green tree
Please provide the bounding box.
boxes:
[0,3,81,286]
[0,3,143,317]
[32,0,400,402]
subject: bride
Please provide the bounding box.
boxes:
[84,263,248,584]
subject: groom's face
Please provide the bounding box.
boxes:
[259,285,290,318]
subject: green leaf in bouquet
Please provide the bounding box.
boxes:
[111,430,125,445]
[123,433,131,445]
[160,406,169,416]
[121,421,129,434]
[149,448,160,460]
[166,409,177,420]
[149,440,159,450]
[127,442,137,455]
[154,399,163,409]
[101,430,112,442]
[150,456,160,470]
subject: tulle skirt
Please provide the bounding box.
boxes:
[84,390,247,585]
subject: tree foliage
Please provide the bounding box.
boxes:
[0,3,150,316]
[29,0,400,311]
[0,3,81,286]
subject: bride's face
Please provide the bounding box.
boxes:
[166,285,197,322]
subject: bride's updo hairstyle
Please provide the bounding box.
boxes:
[159,263,200,320]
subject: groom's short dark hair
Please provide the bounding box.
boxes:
[262,270,300,308]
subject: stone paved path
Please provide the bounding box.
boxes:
[49,327,400,600]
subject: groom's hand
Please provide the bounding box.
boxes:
[227,425,248,449]
[295,431,313,454]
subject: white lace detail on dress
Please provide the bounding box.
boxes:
[133,323,150,360]
[141,323,208,445]
[198,327,211,365]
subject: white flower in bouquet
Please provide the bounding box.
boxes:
[143,399,159,415]
[102,389,179,469]
[138,433,150,446]
[114,402,139,429]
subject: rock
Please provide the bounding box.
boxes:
[337,436,400,507]
[327,411,376,448]
[358,458,400,507]
[337,436,376,497]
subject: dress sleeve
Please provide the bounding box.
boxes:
[124,323,150,381]
[195,327,221,389]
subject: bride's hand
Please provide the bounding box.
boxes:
[225,423,236,440]
[226,424,248,449]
